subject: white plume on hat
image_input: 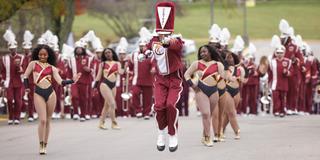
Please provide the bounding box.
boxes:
[92,37,104,52]
[288,27,294,38]
[246,42,256,58]
[219,28,231,46]
[279,19,290,37]
[271,35,285,53]
[83,30,96,43]
[231,35,244,53]
[139,27,152,45]
[302,42,312,56]
[23,30,34,49]
[116,37,128,54]
[208,24,221,43]
[61,43,75,59]
[37,30,53,45]
[294,35,304,50]
[50,35,59,51]
[3,29,17,49]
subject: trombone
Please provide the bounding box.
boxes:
[121,66,132,112]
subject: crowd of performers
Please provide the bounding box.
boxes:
[1,1,320,155]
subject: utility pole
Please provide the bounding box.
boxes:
[243,0,249,45]
[210,0,214,26]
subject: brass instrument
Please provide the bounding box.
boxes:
[260,74,272,114]
[313,84,320,103]
[121,67,132,112]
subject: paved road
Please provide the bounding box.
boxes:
[0,114,319,160]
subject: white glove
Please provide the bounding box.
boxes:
[161,37,171,45]
[4,80,9,88]
[91,81,96,89]
[138,54,146,62]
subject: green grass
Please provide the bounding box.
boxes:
[72,0,320,60]
[72,13,117,45]
[73,0,320,41]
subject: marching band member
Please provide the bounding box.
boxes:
[184,45,226,147]
[50,36,66,119]
[241,43,260,115]
[127,27,155,119]
[115,37,131,117]
[303,43,318,114]
[1,29,24,125]
[23,45,79,155]
[138,1,183,152]
[69,39,94,122]
[269,35,293,117]
[94,48,123,130]
[279,19,305,115]
[21,30,35,122]
[90,37,104,118]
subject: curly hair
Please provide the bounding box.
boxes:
[198,45,224,62]
[225,50,240,66]
[74,47,87,57]
[101,48,119,62]
[32,44,56,66]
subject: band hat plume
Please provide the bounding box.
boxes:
[138,27,152,46]
[61,43,75,59]
[155,1,175,34]
[231,35,244,53]
[92,37,104,52]
[23,30,34,49]
[116,37,128,54]
[208,24,221,43]
[3,28,17,49]
[219,27,231,46]
[294,35,304,50]
[271,35,285,53]
[39,30,54,46]
[245,42,257,59]
[279,19,290,38]
[49,35,59,51]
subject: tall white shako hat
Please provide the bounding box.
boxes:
[3,28,17,49]
[138,27,152,46]
[271,35,285,53]
[279,19,291,38]
[75,38,87,48]
[49,35,59,52]
[22,30,34,49]
[116,37,128,54]
[92,37,104,52]
[231,35,244,54]
[61,43,75,59]
[37,30,53,45]
[294,35,304,51]
[219,28,231,46]
[208,24,221,43]
[75,30,96,49]
[155,1,175,35]
[246,42,256,59]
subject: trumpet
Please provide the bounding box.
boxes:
[121,67,132,112]
[260,75,272,105]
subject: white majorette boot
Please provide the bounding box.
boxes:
[168,134,178,152]
[156,129,165,151]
